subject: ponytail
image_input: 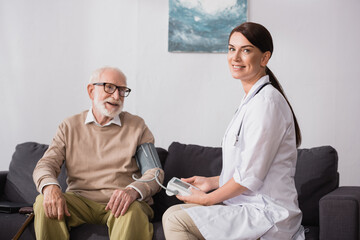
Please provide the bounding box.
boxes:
[266,67,302,147]
[230,22,302,147]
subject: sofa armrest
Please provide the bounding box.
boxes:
[319,186,360,240]
[0,171,8,196]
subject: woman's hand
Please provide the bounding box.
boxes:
[176,187,211,205]
[175,176,220,206]
[181,176,219,193]
[177,177,248,206]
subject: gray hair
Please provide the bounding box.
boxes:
[89,66,127,85]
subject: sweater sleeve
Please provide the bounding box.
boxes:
[127,168,164,202]
[128,121,165,202]
[33,122,66,193]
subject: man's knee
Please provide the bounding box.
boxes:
[33,194,45,214]
[107,201,153,239]
[107,201,153,230]
[127,201,153,220]
[113,201,153,222]
[127,200,142,211]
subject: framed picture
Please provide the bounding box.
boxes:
[168,0,247,53]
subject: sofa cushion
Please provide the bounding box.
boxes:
[295,146,338,227]
[152,142,222,220]
[3,142,67,205]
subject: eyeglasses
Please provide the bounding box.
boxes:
[93,82,131,97]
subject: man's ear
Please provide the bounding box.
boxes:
[261,51,271,67]
[87,84,95,100]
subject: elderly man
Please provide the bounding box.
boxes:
[33,67,163,239]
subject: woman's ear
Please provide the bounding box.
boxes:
[87,84,95,100]
[261,51,271,67]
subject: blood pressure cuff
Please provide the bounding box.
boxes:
[135,143,162,175]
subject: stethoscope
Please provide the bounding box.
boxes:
[233,82,271,145]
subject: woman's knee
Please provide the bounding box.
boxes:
[163,206,189,231]
[162,204,197,227]
[162,205,180,227]
[162,205,204,240]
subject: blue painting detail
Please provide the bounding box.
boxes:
[168,0,247,53]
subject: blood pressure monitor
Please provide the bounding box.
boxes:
[165,177,199,196]
[132,144,200,197]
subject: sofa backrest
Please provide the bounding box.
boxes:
[3,142,66,205]
[152,142,222,220]
[162,142,223,180]
[295,145,339,226]
[153,142,339,227]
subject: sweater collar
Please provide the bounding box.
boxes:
[84,108,122,127]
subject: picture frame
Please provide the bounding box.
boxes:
[168,0,248,53]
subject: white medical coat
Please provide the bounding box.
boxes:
[186,76,304,240]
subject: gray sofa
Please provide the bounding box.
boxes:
[0,142,359,240]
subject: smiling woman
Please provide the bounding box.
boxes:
[162,22,305,240]
[227,33,271,90]
[229,22,302,146]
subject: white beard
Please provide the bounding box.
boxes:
[94,93,123,118]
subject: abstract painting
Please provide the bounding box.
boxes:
[168,0,247,53]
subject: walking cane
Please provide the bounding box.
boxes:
[12,207,34,240]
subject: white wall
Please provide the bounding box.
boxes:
[1,0,359,186]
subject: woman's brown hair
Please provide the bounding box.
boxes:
[229,22,302,147]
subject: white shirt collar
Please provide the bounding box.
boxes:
[242,75,270,104]
[85,108,122,127]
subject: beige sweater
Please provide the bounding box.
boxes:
[33,110,164,205]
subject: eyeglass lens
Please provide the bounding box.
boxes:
[104,83,130,97]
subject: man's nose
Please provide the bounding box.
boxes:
[112,88,121,100]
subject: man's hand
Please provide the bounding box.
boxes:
[42,185,70,220]
[105,188,140,218]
